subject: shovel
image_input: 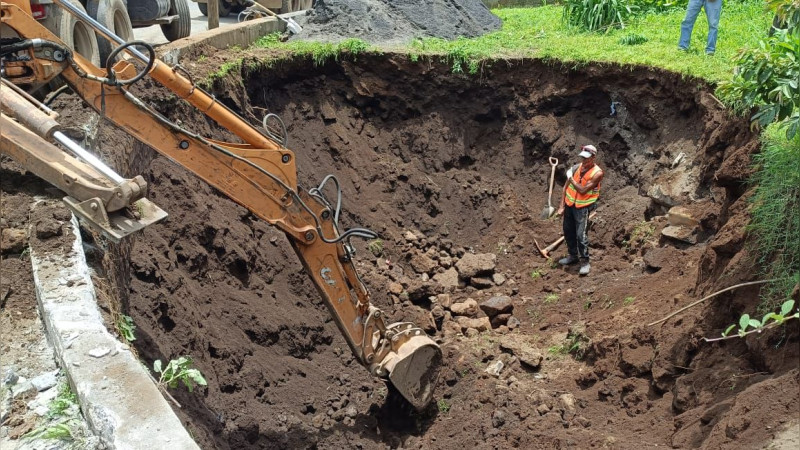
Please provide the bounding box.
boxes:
[245,1,303,34]
[540,156,559,219]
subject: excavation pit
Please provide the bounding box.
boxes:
[56,53,800,448]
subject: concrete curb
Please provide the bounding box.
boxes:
[159,12,306,64]
[29,215,199,450]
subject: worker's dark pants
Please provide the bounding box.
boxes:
[563,203,596,260]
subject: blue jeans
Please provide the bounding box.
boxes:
[563,203,596,260]
[679,0,723,53]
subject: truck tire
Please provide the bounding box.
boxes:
[41,0,101,67]
[87,0,134,67]
[198,1,232,18]
[161,0,192,42]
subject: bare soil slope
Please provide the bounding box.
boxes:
[3,52,797,449]
[111,53,798,449]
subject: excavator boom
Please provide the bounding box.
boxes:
[0,0,441,409]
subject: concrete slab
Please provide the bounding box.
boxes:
[29,216,199,450]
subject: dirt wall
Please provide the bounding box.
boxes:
[106,53,798,449]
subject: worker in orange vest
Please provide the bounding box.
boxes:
[556,145,604,276]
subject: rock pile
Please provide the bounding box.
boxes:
[371,229,521,338]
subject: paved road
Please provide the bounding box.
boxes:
[133,1,242,46]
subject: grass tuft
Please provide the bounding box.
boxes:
[748,127,800,312]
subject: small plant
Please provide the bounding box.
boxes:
[117,314,136,342]
[437,398,451,413]
[367,238,384,257]
[153,356,207,393]
[549,331,591,359]
[583,299,593,310]
[618,33,648,45]
[48,382,77,419]
[544,293,559,304]
[24,422,74,441]
[530,269,546,280]
[547,258,559,269]
[623,221,655,250]
[623,296,636,306]
[705,299,799,342]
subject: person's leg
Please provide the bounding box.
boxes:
[576,205,595,275]
[560,206,579,265]
[575,206,591,260]
[704,0,723,54]
[679,0,704,50]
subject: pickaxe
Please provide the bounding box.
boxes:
[534,236,565,259]
[533,211,598,259]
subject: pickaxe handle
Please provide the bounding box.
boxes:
[533,238,549,259]
[536,211,598,258]
[544,236,565,254]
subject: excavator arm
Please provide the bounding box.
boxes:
[0,0,440,409]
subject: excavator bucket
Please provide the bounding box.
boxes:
[383,334,443,410]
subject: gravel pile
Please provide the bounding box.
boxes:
[291,0,502,46]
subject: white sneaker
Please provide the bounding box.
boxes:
[579,262,591,276]
[559,255,578,266]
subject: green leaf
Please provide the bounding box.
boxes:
[780,299,795,316]
[187,369,208,387]
[748,319,762,329]
[153,360,162,374]
[739,314,750,331]
[722,324,736,337]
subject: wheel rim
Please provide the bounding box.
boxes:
[113,10,130,39]
[73,22,95,60]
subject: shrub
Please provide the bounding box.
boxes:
[718,1,800,140]
[562,0,638,32]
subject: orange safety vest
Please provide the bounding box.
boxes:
[565,163,602,208]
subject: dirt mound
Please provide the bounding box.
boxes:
[291,0,502,45]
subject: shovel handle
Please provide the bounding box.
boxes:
[546,157,558,209]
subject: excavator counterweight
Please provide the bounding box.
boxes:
[0,0,441,410]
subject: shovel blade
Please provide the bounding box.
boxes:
[384,334,442,410]
[286,18,302,34]
[540,206,555,219]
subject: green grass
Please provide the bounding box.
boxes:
[748,126,800,313]
[48,382,77,419]
[544,293,560,304]
[243,3,770,83]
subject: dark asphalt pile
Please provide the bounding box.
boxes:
[291,0,502,46]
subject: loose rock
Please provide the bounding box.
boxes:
[0,228,27,254]
[433,268,460,290]
[492,409,506,428]
[480,296,514,318]
[31,370,58,392]
[490,314,511,329]
[456,316,491,332]
[450,299,478,317]
[455,253,497,278]
[470,276,494,289]
[485,360,504,377]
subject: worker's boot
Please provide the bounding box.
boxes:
[579,260,591,276]
[559,255,578,266]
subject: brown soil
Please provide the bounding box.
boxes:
[4,51,799,449]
